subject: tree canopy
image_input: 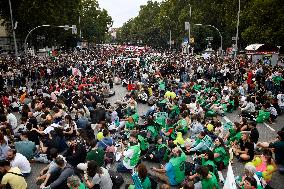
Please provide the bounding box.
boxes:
[116,0,284,51]
[0,0,112,49]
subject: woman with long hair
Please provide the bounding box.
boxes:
[84,160,113,189]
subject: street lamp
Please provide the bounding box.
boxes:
[188,4,192,54]
[195,24,223,57]
[24,25,75,55]
[8,0,19,63]
[235,0,241,59]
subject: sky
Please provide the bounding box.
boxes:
[97,0,163,28]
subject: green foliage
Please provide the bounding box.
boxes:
[117,0,283,50]
[80,0,112,43]
[0,0,112,48]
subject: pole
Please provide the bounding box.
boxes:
[188,5,192,54]
[235,0,240,59]
[8,0,19,63]
[208,25,223,58]
[195,24,223,57]
[169,30,172,50]
[24,25,73,55]
[79,15,82,39]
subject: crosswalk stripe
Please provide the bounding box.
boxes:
[263,123,275,132]
[223,116,232,123]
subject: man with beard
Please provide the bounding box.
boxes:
[0,160,27,189]
[117,132,141,172]
[6,149,31,177]
[150,146,186,186]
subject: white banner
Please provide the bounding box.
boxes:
[223,162,237,189]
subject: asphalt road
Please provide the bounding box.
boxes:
[27,84,284,189]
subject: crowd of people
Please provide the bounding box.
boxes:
[0,47,283,189]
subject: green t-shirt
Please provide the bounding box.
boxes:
[70,182,87,189]
[142,177,152,189]
[201,172,220,189]
[126,121,135,130]
[86,148,105,167]
[214,146,229,166]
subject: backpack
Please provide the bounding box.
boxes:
[108,170,124,189]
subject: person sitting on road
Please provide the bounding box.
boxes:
[84,160,113,189]
[257,129,284,171]
[67,175,87,189]
[186,131,213,155]
[127,163,152,189]
[150,146,186,186]
[240,96,256,118]
[0,160,27,189]
[6,149,31,177]
[189,165,219,189]
[117,132,141,173]
[232,132,254,161]
[42,156,75,189]
[143,136,168,163]
[14,131,36,159]
[65,137,87,167]
[36,148,61,188]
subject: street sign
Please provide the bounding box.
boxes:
[232,37,239,40]
[185,22,190,30]
[190,37,194,43]
[206,37,213,41]
[183,37,189,44]
[72,25,77,34]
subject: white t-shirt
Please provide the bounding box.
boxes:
[7,113,17,130]
[11,153,31,173]
[277,94,284,107]
[91,167,113,189]
[122,148,134,169]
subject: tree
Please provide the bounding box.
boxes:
[0,0,113,49]
[241,0,284,46]
[0,0,81,49]
[80,0,112,43]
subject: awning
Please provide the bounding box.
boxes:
[245,44,264,51]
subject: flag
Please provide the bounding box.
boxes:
[223,162,237,189]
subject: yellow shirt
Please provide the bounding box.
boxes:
[1,167,27,189]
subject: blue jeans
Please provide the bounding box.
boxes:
[117,162,131,173]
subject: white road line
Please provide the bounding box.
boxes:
[223,116,232,123]
[263,123,275,132]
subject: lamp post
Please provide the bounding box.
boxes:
[188,5,192,54]
[24,25,75,55]
[235,0,241,59]
[195,24,223,57]
[8,0,19,63]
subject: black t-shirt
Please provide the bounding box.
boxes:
[27,130,40,145]
[240,140,254,159]
[250,128,259,144]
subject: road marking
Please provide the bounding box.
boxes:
[263,123,275,132]
[223,116,232,123]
